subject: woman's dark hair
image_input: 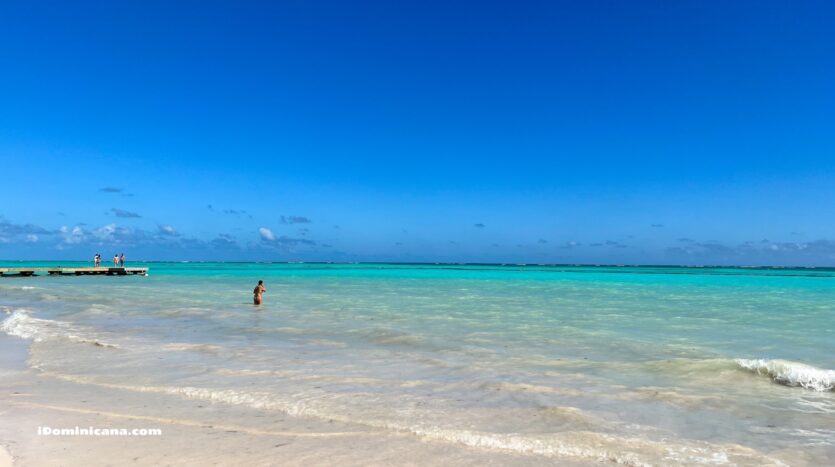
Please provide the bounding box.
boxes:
[258,280,263,285]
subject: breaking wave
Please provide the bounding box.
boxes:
[736,359,834,392]
[0,310,117,348]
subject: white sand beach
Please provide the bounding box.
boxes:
[0,447,12,467]
[0,335,590,467]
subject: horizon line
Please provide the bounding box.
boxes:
[1,259,834,270]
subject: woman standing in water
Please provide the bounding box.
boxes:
[253,280,266,305]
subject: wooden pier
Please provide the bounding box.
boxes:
[0,267,148,277]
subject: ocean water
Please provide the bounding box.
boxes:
[2,262,833,465]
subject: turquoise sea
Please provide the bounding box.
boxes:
[2,262,833,465]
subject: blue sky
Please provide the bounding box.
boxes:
[1,1,834,265]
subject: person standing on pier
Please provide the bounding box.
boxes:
[119,253,125,267]
[253,280,266,305]
[94,253,101,267]
[113,254,119,267]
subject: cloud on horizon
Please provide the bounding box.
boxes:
[0,217,54,237]
[665,239,835,265]
[210,233,239,249]
[58,223,181,248]
[3,215,835,265]
[259,226,316,251]
[0,216,318,260]
[276,236,316,246]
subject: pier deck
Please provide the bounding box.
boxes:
[0,267,148,277]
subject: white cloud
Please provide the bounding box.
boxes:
[94,223,117,241]
[25,234,38,243]
[60,226,86,244]
[259,227,276,241]
[158,225,178,236]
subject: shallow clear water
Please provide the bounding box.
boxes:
[2,262,834,465]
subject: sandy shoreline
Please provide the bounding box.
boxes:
[0,447,12,467]
[0,334,589,467]
[0,333,27,467]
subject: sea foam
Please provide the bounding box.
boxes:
[735,358,834,392]
[0,310,55,341]
[1,310,116,347]
[40,370,786,466]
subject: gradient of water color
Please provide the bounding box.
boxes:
[2,262,833,465]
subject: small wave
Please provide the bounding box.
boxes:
[0,285,38,291]
[1,310,59,341]
[736,359,834,392]
[0,310,117,348]
[43,372,784,466]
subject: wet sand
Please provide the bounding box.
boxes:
[0,447,12,467]
[0,335,592,467]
